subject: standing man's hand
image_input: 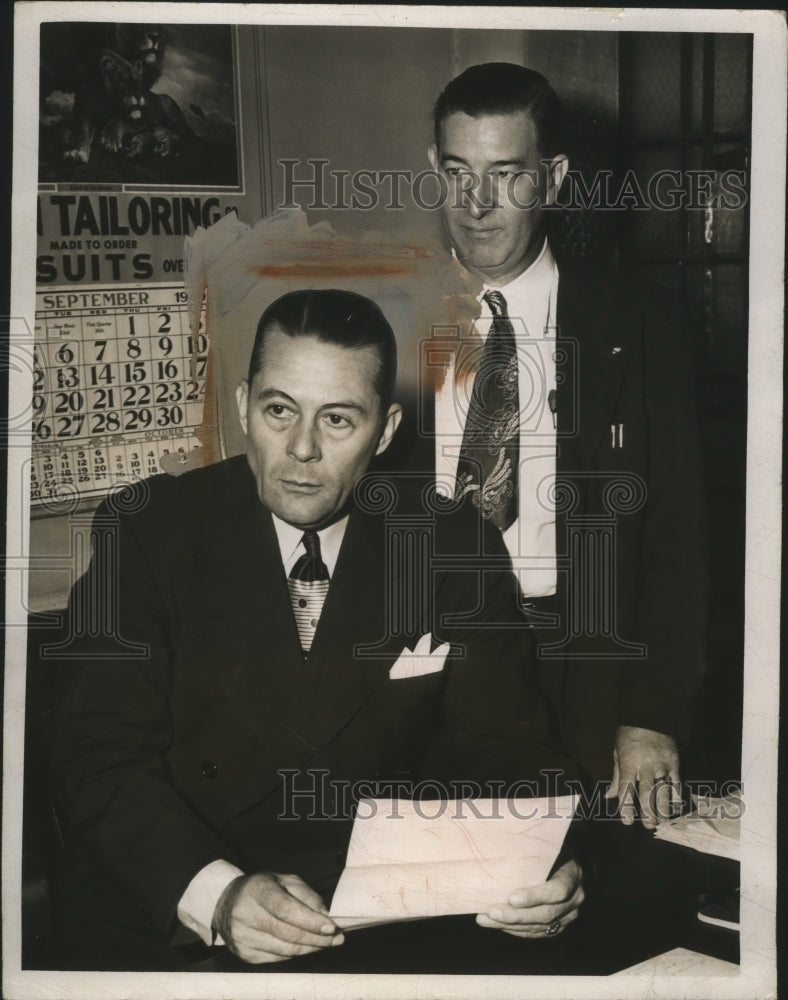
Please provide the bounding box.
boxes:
[213,872,344,964]
[476,860,584,938]
[605,725,681,829]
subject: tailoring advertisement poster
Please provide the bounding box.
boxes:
[32,22,244,521]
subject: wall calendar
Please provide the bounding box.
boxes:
[31,283,209,512]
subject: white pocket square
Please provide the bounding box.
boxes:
[389,634,451,680]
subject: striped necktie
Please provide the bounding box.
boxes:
[288,530,330,654]
[454,289,520,532]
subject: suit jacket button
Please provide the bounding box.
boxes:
[335,848,345,864]
[201,760,218,779]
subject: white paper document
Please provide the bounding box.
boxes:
[329,796,578,929]
[653,792,742,861]
[612,946,739,976]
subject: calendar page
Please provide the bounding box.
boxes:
[31,283,210,512]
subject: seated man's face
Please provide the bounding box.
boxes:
[236,327,400,529]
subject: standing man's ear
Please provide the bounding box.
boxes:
[375,404,403,456]
[546,154,569,205]
[236,380,249,436]
[428,145,439,172]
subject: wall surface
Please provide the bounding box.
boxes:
[263,25,453,243]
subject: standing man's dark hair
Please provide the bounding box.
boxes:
[433,62,567,159]
[248,288,398,412]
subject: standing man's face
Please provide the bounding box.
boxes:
[429,110,567,286]
[236,328,401,529]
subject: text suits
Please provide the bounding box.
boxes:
[52,455,573,961]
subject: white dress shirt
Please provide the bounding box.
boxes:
[177,513,349,946]
[436,238,559,598]
[272,513,348,577]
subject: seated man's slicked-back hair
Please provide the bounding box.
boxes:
[248,289,398,411]
[433,62,566,159]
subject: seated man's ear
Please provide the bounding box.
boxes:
[236,380,249,435]
[427,145,438,172]
[376,404,403,456]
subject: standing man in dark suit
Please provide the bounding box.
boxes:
[52,288,583,971]
[420,63,705,824]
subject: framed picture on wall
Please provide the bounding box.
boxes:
[38,22,241,189]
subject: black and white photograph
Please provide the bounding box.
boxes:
[4,5,784,999]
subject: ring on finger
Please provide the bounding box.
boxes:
[545,917,561,936]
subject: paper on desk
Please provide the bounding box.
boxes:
[329,796,577,930]
[612,946,738,976]
[653,792,741,861]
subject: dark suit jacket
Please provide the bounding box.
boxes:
[406,257,706,779]
[52,455,574,952]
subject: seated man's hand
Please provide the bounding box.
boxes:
[213,871,344,964]
[475,860,583,939]
[605,724,681,829]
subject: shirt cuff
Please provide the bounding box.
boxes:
[177,859,244,947]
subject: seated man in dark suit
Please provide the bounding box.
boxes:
[51,288,582,971]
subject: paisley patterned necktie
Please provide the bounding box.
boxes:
[288,530,330,654]
[454,290,520,532]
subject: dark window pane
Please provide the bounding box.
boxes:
[639,262,682,293]
[690,34,705,134]
[684,144,748,258]
[710,264,748,373]
[683,261,709,360]
[713,34,752,135]
[622,34,682,139]
[621,148,683,258]
[710,187,748,256]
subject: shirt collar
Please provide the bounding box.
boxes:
[480,237,555,301]
[271,512,349,577]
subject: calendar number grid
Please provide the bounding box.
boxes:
[32,284,209,511]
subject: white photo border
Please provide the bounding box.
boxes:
[5,5,784,999]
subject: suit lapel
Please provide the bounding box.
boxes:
[188,460,306,713]
[175,461,402,819]
[219,489,394,764]
[556,260,629,471]
[303,507,394,748]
